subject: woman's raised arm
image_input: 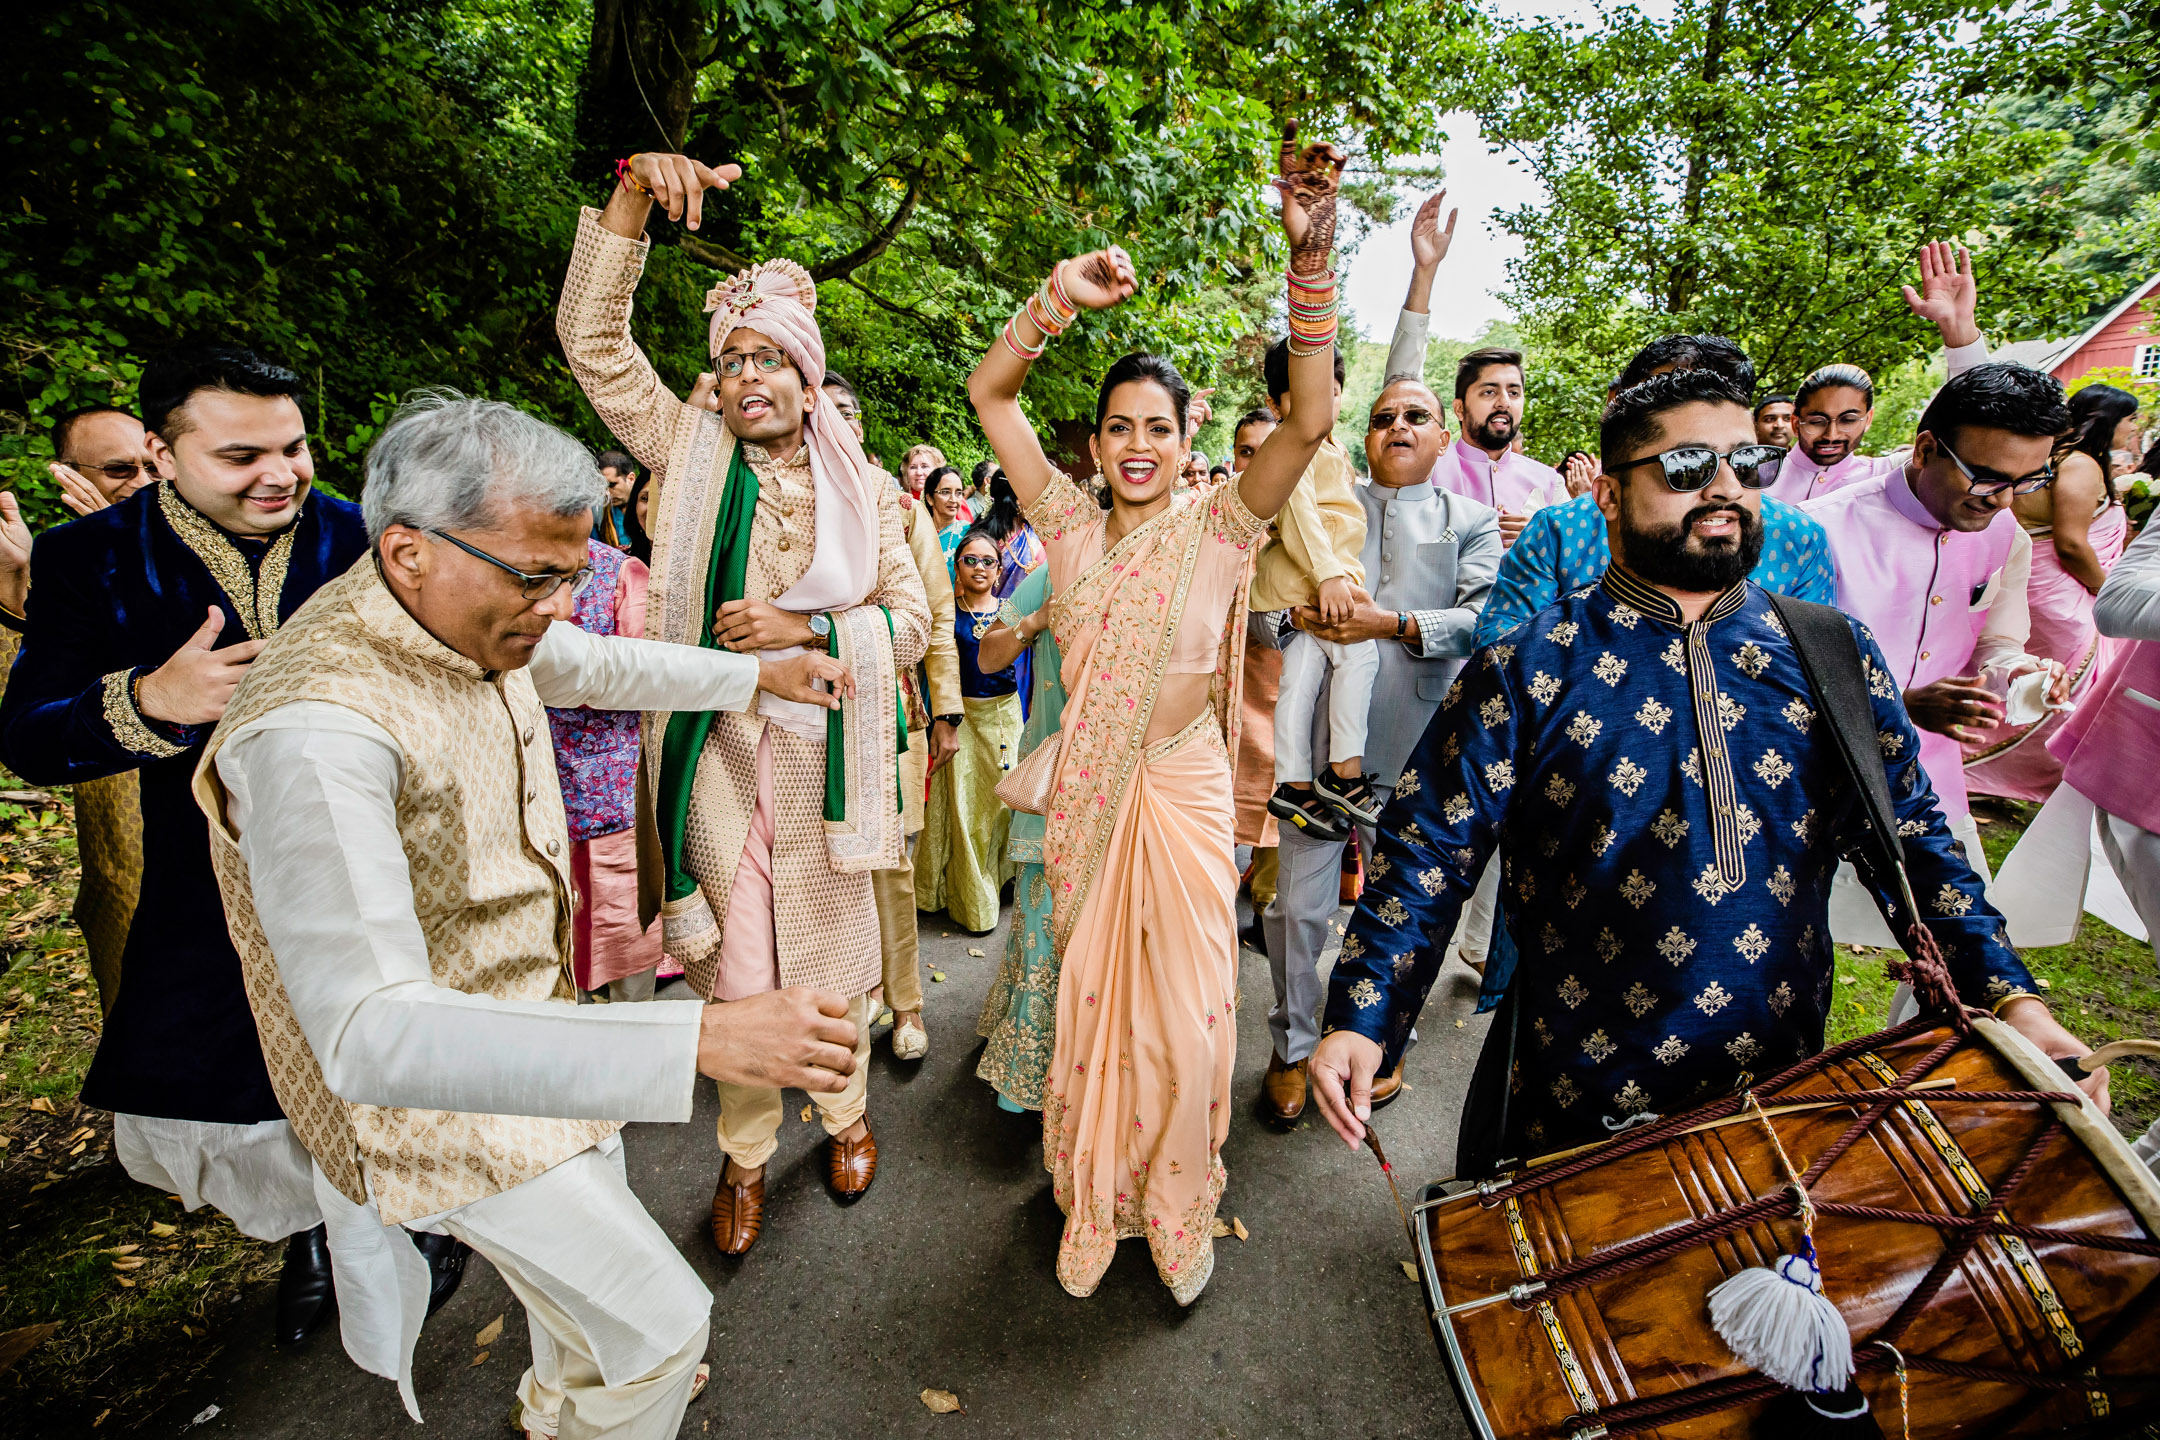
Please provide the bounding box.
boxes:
[966,249,1138,511]
[1237,128,1347,523]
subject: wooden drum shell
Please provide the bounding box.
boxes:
[1416,1019,2160,1438]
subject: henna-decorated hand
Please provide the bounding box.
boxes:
[1060,247,1137,311]
[1273,122,1347,274]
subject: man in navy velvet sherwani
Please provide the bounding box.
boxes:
[0,345,386,1344]
[1307,367,2106,1170]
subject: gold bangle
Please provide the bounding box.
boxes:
[1990,989,2043,1016]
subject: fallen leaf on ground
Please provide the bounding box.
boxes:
[0,1322,60,1378]
[800,1104,814,1123]
[111,1257,146,1271]
[114,1276,135,1288]
[1455,1019,1464,1028]
[105,1244,141,1255]
[930,971,946,982]
[1210,1219,1232,1238]
[92,1410,109,1427]
[1838,975,1856,985]
[28,1097,52,1113]
[1232,1217,1249,1242]
[2036,978,2052,991]
[1400,1260,1418,1280]
[149,1222,177,1238]
[471,1349,490,1367]
[966,947,985,958]
[476,1314,504,1347]
[920,1388,964,1414]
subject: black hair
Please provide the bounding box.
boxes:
[50,404,141,460]
[1455,347,1527,402]
[970,458,998,488]
[1261,339,1345,404]
[2058,383,2140,504]
[970,472,1024,547]
[820,368,859,406]
[1753,393,1795,417]
[1233,406,1280,442]
[622,472,654,564]
[1614,335,1755,397]
[596,449,635,475]
[1599,368,1752,468]
[1914,363,2070,458]
[1094,353,1192,434]
[139,342,304,439]
[2141,438,2160,481]
[1209,463,1232,482]
[1795,362,1875,412]
[1560,448,1594,471]
[924,465,965,499]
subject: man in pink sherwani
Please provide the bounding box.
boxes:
[1768,241,1996,505]
[1806,363,2072,946]
[1431,346,1565,547]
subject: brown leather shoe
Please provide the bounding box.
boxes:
[828,1123,877,1200]
[1261,1051,1307,1123]
[710,1166,764,1255]
[1369,1054,1409,1109]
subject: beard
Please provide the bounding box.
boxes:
[1467,408,1517,450]
[1620,498,1763,593]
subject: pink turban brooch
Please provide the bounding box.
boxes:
[705,258,826,391]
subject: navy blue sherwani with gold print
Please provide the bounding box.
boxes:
[1323,568,2031,1163]
[0,483,368,1123]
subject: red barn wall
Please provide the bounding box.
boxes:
[2056,279,2160,383]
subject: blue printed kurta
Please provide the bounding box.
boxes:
[1475,493,1838,647]
[1326,569,2032,1157]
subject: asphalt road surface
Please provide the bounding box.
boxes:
[143,895,1491,1439]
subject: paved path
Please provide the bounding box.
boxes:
[144,898,1491,1439]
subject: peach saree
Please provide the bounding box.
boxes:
[1025,471,1263,1303]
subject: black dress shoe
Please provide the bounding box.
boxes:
[275,1223,336,1346]
[408,1230,472,1316]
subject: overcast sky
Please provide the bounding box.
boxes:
[1340,0,1676,344]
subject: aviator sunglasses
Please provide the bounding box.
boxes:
[1605,443,1785,492]
[1368,405,1438,430]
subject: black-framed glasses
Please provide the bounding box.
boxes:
[1936,437,2054,497]
[1606,443,1785,491]
[715,348,788,379]
[1369,406,1437,430]
[430,530,593,600]
[956,553,998,568]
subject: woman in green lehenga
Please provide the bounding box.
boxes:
[973,560,1064,1111]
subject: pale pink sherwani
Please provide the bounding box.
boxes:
[1767,449,1902,505]
[1431,439,1563,515]
[1804,466,2034,824]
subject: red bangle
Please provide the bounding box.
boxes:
[614,156,652,198]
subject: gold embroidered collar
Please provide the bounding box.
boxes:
[157,483,300,640]
[1599,564,1748,628]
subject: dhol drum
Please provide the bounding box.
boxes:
[1415,1014,2160,1438]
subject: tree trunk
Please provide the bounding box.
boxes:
[574,0,710,190]
[1666,0,1731,314]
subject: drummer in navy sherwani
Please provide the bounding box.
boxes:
[1305,367,2105,1170]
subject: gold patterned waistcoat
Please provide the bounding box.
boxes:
[192,559,618,1222]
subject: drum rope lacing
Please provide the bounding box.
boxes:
[1454,952,2160,1437]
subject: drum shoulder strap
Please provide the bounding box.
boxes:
[1764,592,1905,886]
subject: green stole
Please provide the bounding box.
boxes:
[656,446,907,910]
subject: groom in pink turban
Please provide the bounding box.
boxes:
[558,151,931,1257]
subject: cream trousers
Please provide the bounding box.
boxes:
[715,992,872,1169]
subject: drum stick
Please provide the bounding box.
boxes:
[2056,1038,2160,1078]
[1365,1122,1418,1256]
[1521,1077,1962,1169]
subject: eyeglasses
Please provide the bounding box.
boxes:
[715,348,789,379]
[1935,437,2053,497]
[1369,406,1438,430]
[68,460,149,482]
[957,553,998,568]
[1606,444,1784,491]
[430,530,593,600]
[931,488,964,501]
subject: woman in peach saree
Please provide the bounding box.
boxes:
[965,128,1345,1303]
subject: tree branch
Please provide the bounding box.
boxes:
[809,173,924,282]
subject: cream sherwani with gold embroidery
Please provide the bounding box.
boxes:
[556,209,930,1005]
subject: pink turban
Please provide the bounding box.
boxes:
[702,259,883,608]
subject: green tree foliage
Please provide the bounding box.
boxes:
[1987,87,2160,320]
[1461,0,2105,459]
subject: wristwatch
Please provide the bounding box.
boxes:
[807,613,832,650]
[934,713,964,729]
[1395,612,1409,638]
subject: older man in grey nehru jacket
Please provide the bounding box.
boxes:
[1254,232,1500,1123]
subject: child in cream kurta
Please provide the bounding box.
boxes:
[1248,438,1377,829]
